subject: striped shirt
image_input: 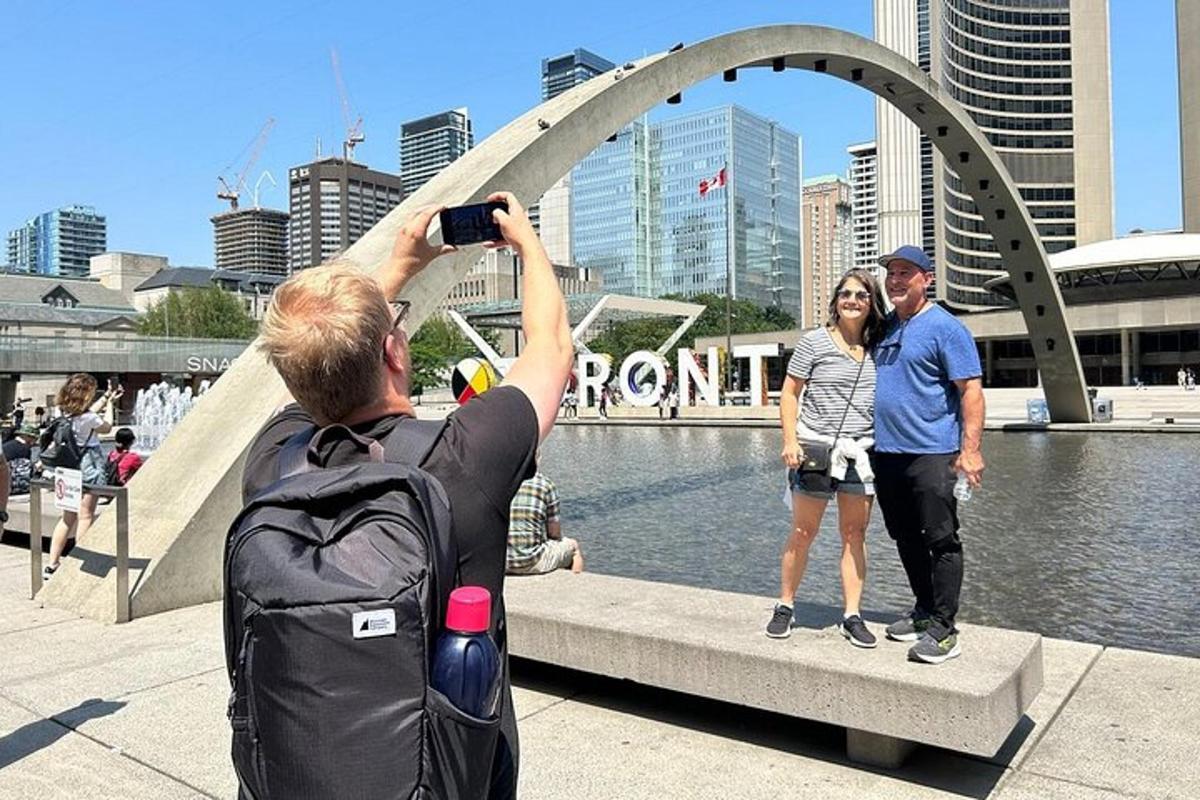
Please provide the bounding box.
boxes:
[786,327,876,438]
[506,472,561,571]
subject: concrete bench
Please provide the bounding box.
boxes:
[1150,409,1200,423]
[504,572,1043,768]
[1,495,59,540]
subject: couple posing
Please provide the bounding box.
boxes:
[769,245,986,665]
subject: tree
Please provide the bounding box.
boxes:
[406,315,501,394]
[586,293,795,365]
[138,287,258,339]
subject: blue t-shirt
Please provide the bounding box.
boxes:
[874,304,982,454]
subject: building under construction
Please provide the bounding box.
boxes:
[211,207,289,276]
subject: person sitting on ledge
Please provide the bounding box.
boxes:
[506,469,583,575]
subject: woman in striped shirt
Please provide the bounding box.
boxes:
[766,268,887,648]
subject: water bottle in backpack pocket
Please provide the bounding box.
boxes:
[431,586,501,719]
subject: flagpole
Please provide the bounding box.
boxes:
[724,158,732,396]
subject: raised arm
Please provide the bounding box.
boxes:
[376,206,456,300]
[489,192,574,442]
[953,377,985,487]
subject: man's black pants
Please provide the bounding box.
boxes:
[873,452,964,635]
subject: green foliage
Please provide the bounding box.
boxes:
[586,293,795,365]
[406,315,501,394]
[137,287,258,340]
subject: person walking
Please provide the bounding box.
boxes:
[872,245,985,665]
[768,268,886,647]
[42,374,121,579]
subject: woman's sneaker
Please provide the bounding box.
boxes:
[885,609,932,642]
[42,564,58,581]
[839,615,877,648]
[765,603,793,638]
[907,631,961,664]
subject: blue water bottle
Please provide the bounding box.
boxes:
[431,586,500,718]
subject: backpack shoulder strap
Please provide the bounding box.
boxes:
[277,427,317,480]
[378,417,450,468]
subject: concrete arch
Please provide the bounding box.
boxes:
[42,25,1088,622]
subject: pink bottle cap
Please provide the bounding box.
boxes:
[445,586,491,633]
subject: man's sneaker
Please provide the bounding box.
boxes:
[907,631,961,664]
[42,564,58,582]
[885,610,932,642]
[839,615,878,648]
[765,603,793,638]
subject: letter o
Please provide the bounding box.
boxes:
[619,351,667,407]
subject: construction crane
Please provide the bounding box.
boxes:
[331,48,365,161]
[218,117,275,210]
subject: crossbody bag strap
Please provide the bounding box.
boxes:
[832,351,868,442]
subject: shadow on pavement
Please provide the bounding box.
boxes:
[511,657,1007,799]
[0,698,126,769]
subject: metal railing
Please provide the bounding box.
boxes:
[28,477,131,624]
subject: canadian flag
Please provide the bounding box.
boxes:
[698,167,727,197]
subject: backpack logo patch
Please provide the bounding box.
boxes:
[352,609,397,639]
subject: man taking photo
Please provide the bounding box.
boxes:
[240,191,573,798]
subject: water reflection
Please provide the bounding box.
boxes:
[540,427,1200,657]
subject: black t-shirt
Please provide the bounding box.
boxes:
[242,385,539,633]
[2,439,31,463]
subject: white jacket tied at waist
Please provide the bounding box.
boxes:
[796,420,875,483]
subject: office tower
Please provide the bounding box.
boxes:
[1181,0,1200,233]
[876,0,1114,309]
[874,0,931,263]
[848,142,880,274]
[6,205,107,277]
[802,176,853,329]
[287,157,403,271]
[212,208,289,275]
[541,48,616,102]
[573,105,802,313]
[398,108,473,196]
[535,48,616,264]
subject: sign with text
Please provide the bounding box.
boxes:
[577,345,783,407]
[54,467,82,513]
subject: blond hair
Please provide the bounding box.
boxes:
[259,262,394,423]
[56,373,98,416]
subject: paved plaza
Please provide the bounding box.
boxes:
[1,540,1197,798]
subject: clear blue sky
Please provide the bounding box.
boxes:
[1,1,1181,266]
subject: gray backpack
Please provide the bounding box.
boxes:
[224,420,500,799]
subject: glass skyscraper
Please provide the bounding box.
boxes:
[573,105,802,313]
[541,49,615,102]
[534,47,616,264]
[397,108,473,196]
[6,205,107,277]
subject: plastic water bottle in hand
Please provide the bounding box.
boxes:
[953,471,973,502]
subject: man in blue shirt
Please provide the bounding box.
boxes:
[873,245,985,664]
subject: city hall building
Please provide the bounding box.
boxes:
[695,232,1200,389]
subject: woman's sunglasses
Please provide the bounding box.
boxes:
[836,289,871,302]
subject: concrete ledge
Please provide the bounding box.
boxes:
[505,572,1043,765]
[2,495,60,541]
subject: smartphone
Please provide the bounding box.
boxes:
[439,201,507,246]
